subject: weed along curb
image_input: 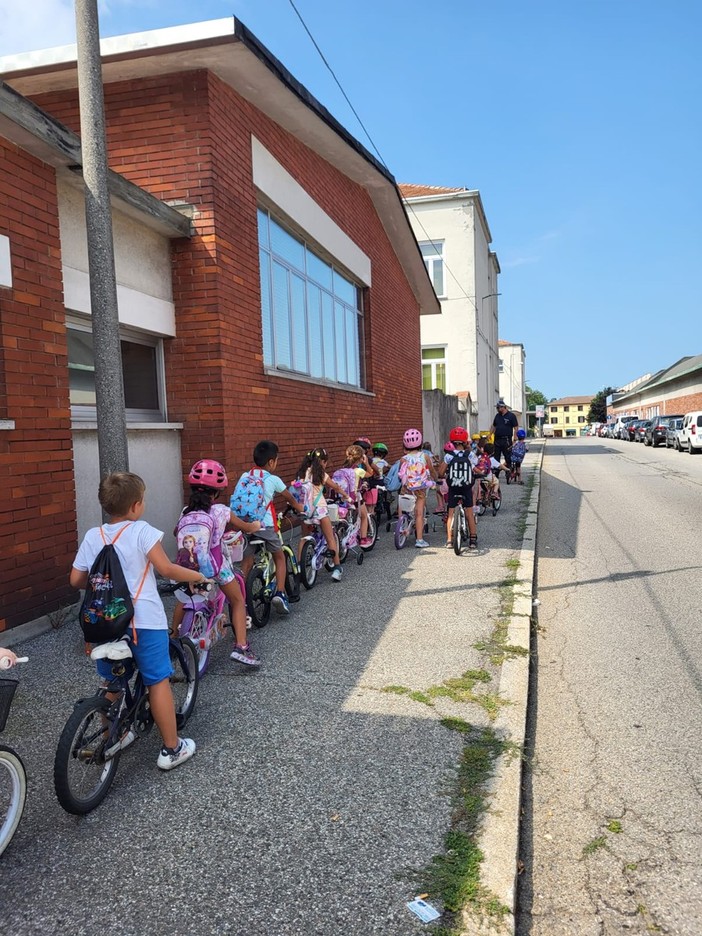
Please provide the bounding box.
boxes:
[459,441,544,935]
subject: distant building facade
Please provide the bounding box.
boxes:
[608,356,702,419]
[399,184,500,432]
[498,340,527,425]
[547,395,593,437]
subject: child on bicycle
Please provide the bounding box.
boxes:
[295,448,352,582]
[510,429,528,483]
[333,445,374,547]
[70,472,208,771]
[371,442,390,477]
[234,440,304,615]
[438,428,478,550]
[398,428,437,548]
[172,459,263,668]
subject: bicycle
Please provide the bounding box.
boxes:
[332,494,371,565]
[53,636,198,815]
[373,482,394,532]
[298,508,341,589]
[450,493,472,555]
[475,477,502,516]
[0,655,28,857]
[394,493,417,549]
[245,514,301,629]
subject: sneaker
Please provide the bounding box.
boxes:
[472,506,480,515]
[230,643,262,667]
[359,537,373,548]
[415,539,430,548]
[445,542,452,548]
[331,566,343,582]
[271,591,290,615]
[157,737,196,771]
[468,537,478,551]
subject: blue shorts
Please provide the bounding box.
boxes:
[96,628,173,687]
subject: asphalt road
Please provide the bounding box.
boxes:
[518,437,702,935]
[0,474,532,935]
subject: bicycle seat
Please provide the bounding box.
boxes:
[248,537,265,547]
[90,639,133,662]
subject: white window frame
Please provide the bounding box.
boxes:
[66,315,167,424]
[421,345,447,392]
[419,241,446,299]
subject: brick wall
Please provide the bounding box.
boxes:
[34,70,423,491]
[0,140,77,631]
[611,389,702,420]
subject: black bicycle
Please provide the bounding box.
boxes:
[0,657,28,856]
[451,494,469,555]
[54,636,198,815]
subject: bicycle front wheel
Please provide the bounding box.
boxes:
[299,539,317,589]
[54,696,120,816]
[284,549,301,603]
[364,513,378,551]
[170,637,199,729]
[452,506,464,555]
[0,744,27,857]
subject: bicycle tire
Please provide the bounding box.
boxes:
[300,538,317,589]
[493,497,501,515]
[337,522,350,563]
[452,506,464,555]
[0,744,27,857]
[395,514,410,550]
[54,696,120,815]
[364,513,378,552]
[284,549,301,603]
[181,609,210,677]
[246,566,271,628]
[170,637,199,729]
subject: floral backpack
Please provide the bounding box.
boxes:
[399,452,433,492]
[331,467,358,500]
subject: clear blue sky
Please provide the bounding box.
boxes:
[2,0,700,399]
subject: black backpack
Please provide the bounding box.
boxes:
[79,524,149,645]
[447,450,473,488]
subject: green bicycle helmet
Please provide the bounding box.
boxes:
[372,442,388,454]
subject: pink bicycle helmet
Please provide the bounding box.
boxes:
[188,459,228,489]
[403,428,423,448]
[443,441,455,453]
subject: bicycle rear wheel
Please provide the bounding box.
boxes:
[493,496,501,515]
[246,566,271,628]
[285,549,301,603]
[54,696,120,816]
[364,513,378,551]
[299,539,317,589]
[395,514,410,550]
[0,744,27,857]
[452,506,465,555]
[170,637,199,729]
[181,609,210,677]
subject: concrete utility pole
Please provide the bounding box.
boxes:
[75,0,129,477]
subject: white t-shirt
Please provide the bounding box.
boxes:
[73,520,167,631]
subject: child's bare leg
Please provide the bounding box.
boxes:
[148,678,178,749]
[273,549,287,592]
[467,505,477,537]
[222,579,248,647]
[446,506,454,543]
[320,517,340,566]
[360,503,369,539]
[298,522,312,561]
[171,602,185,636]
[416,494,426,539]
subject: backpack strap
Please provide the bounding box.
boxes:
[99,523,150,645]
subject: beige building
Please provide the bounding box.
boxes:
[547,395,593,437]
[399,184,500,432]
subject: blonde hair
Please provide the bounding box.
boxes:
[344,445,363,466]
[98,472,145,517]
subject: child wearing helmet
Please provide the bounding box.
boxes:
[438,427,478,550]
[509,429,528,484]
[399,428,436,548]
[294,448,352,582]
[371,442,390,477]
[172,459,264,667]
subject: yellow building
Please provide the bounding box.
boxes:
[546,395,592,437]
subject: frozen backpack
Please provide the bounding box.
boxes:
[446,450,473,488]
[399,452,433,492]
[79,524,149,645]
[174,509,222,579]
[331,467,358,500]
[230,469,268,523]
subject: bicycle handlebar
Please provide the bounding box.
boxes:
[0,656,28,670]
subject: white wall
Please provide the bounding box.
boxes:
[499,343,527,423]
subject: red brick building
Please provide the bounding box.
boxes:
[0,18,438,631]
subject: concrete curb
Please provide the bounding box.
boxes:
[461,440,544,934]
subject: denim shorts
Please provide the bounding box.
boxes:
[96,628,173,687]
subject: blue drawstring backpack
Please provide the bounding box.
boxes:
[385,459,402,492]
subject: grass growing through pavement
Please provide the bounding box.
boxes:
[381,669,507,721]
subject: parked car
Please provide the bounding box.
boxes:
[614,415,639,439]
[665,418,684,449]
[679,411,702,453]
[644,414,684,447]
[625,419,644,441]
[635,420,652,442]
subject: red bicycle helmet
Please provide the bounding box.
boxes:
[449,426,469,443]
[188,459,228,489]
[403,428,423,448]
[443,441,455,453]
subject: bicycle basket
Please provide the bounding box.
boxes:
[0,678,18,732]
[398,494,417,514]
[326,503,339,522]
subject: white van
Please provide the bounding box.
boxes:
[679,412,702,453]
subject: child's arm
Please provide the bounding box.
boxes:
[70,567,88,589]
[147,542,211,584]
[227,513,262,535]
[325,477,352,501]
[438,460,448,479]
[425,452,438,481]
[363,455,379,476]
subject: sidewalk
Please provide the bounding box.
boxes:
[0,446,541,935]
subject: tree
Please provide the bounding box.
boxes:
[587,386,616,423]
